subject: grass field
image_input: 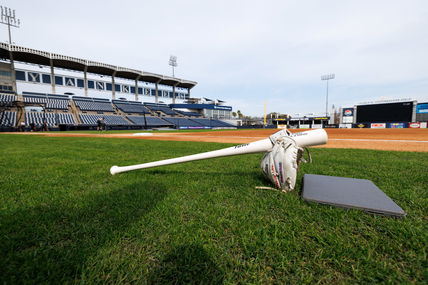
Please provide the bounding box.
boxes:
[0,134,426,284]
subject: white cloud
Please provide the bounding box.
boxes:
[4,0,428,115]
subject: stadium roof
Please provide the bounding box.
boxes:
[0,42,197,89]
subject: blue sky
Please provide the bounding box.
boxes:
[3,0,428,116]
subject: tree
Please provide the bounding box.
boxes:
[237,110,243,119]
[231,111,237,118]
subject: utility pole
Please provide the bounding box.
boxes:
[321,74,335,117]
[0,6,21,44]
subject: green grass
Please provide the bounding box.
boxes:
[0,134,426,284]
[40,128,244,134]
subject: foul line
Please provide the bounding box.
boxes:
[157,135,428,143]
[329,138,428,143]
[167,135,428,143]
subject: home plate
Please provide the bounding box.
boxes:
[133,133,154,136]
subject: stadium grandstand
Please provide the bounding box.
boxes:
[0,43,236,131]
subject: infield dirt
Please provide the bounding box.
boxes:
[10,128,428,152]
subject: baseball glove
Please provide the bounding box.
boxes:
[260,131,306,192]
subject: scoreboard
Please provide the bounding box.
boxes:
[356,102,413,123]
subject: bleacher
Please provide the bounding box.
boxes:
[145,104,179,116]
[57,113,77,125]
[163,117,205,128]
[23,92,69,110]
[73,97,115,112]
[113,100,151,114]
[79,114,132,126]
[190,118,235,128]
[8,92,236,130]
[0,93,16,106]
[25,112,76,126]
[127,116,173,127]
[0,111,16,127]
[175,110,201,117]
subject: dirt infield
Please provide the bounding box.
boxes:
[8,128,428,152]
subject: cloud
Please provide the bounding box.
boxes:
[6,0,428,115]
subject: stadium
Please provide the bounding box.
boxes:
[0,42,427,131]
[0,43,237,131]
[0,2,427,284]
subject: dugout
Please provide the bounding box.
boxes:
[286,116,329,129]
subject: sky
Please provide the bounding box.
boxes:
[2,0,428,116]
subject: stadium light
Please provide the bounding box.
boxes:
[321,73,335,116]
[0,5,21,44]
[169,55,177,77]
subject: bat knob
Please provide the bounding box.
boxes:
[110,166,119,175]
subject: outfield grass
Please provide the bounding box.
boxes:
[0,134,426,284]
[39,128,242,134]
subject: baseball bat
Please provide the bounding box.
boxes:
[110,129,328,175]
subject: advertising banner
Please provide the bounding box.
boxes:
[416,104,428,114]
[342,117,353,123]
[371,123,386,129]
[387,123,405,128]
[342,108,354,116]
[408,122,420,128]
[354,123,369,128]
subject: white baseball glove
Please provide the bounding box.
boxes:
[260,131,306,192]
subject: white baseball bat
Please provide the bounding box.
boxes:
[110,129,328,175]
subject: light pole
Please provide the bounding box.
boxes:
[321,73,335,117]
[0,6,21,44]
[169,55,177,77]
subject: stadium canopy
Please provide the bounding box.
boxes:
[0,43,197,89]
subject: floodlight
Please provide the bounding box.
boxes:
[169,55,178,77]
[0,5,21,44]
[321,73,335,116]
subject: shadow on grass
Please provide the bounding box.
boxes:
[0,182,167,284]
[146,169,259,177]
[149,244,224,284]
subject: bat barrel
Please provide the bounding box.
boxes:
[290,128,327,147]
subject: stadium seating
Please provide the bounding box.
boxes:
[23,92,69,110]
[0,93,16,106]
[175,110,201,117]
[127,116,173,127]
[25,112,76,126]
[46,99,69,110]
[25,112,56,127]
[146,105,179,116]
[15,93,235,130]
[162,117,205,128]
[113,101,151,114]
[190,118,235,128]
[0,111,16,127]
[57,113,77,125]
[79,114,132,126]
[74,99,115,112]
[23,96,47,104]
